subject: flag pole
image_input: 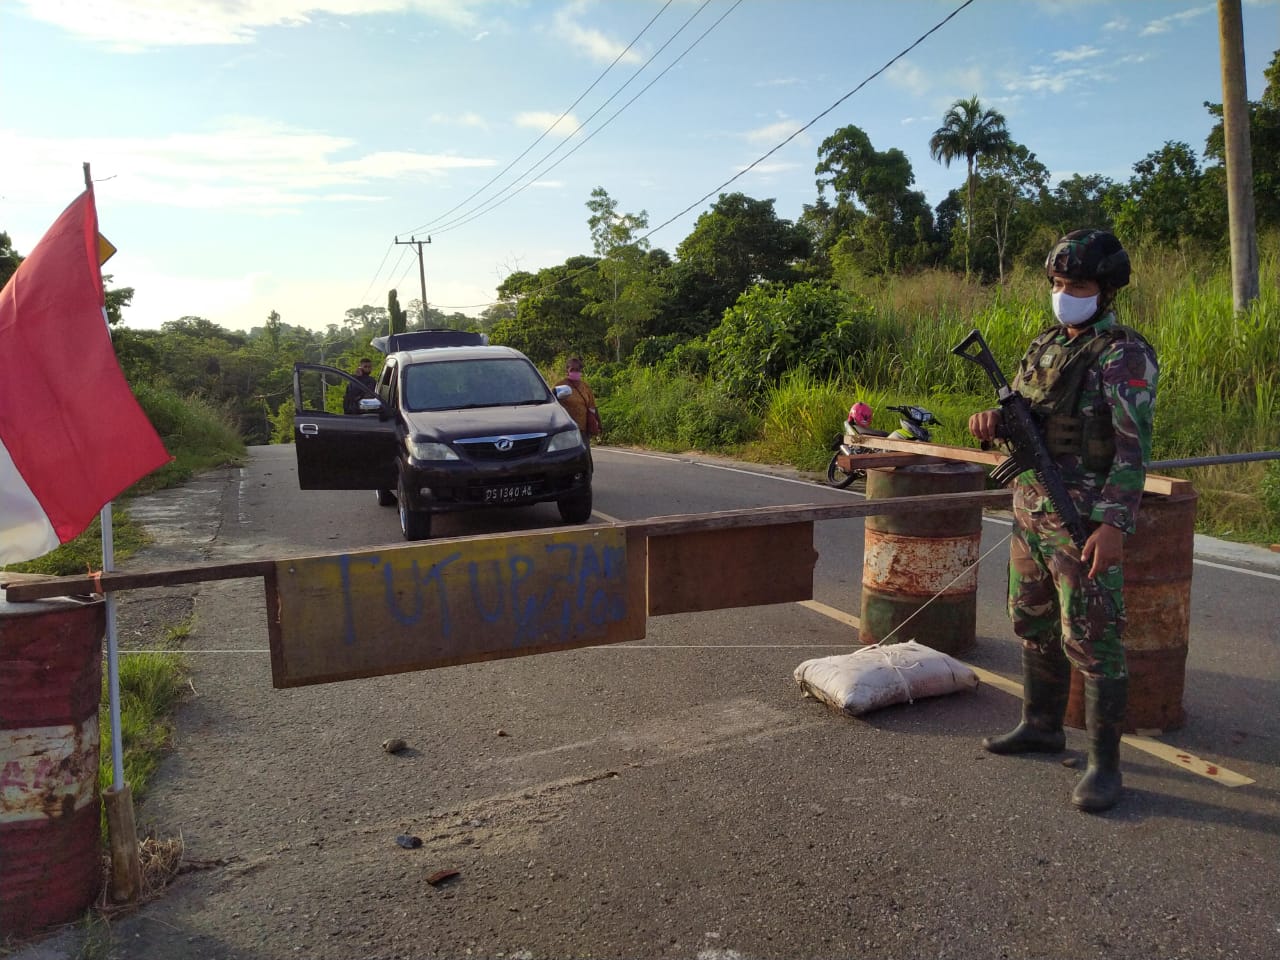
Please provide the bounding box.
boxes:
[86,161,143,903]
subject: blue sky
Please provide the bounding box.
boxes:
[1,0,1276,333]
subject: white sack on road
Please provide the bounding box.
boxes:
[794,640,979,717]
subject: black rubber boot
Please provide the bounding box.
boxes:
[983,644,1070,755]
[1072,676,1127,812]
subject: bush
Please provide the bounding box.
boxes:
[706,281,869,400]
[676,380,758,449]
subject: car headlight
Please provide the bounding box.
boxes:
[546,428,583,452]
[407,440,459,461]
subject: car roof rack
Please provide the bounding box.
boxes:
[370,329,488,354]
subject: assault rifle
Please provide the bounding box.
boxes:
[951,329,1091,552]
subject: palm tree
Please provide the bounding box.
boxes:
[929,95,1011,278]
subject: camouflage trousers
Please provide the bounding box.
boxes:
[1008,495,1128,680]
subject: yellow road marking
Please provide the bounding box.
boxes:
[796,600,1256,787]
[797,599,860,628]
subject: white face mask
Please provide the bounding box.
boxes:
[1052,290,1099,326]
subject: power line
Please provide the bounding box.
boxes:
[359,3,675,318]
[423,0,721,238]
[401,0,677,238]
[355,241,395,308]
[432,0,976,312]
[641,0,977,240]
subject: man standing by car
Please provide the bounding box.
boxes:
[343,358,376,414]
[556,356,600,442]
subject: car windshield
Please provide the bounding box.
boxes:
[402,357,551,412]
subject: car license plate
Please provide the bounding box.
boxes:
[484,483,533,503]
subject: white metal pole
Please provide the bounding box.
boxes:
[100,500,125,789]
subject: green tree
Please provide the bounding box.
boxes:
[585,187,658,360]
[973,142,1050,283]
[672,192,810,337]
[1046,173,1118,235]
[815,125,936,275]
[489,256,606,364]
[101,274,135,326]
[0,231,22,289]
[1106,141,1225,245]
[1205,48,1280,229]
[929,95,1011,278]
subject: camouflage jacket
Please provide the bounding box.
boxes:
[1010,313,1158,534]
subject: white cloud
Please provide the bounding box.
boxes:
[899,115,935,126]
[1103,16,1129,31]
[1052,45,1103,63]
[1140,4,1215,36]
[15,0,494,51]
[514,111,581,138]
[743,119,805,145]
[1004,65,1102,96]
[736,161,800,176]
[754,77,802,88]
[0,120,494,213]
[886,58,931,97]
[552,2,643,65]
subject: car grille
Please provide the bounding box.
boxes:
[455,434,546,460]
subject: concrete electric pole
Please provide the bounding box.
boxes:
[395,235,432,328]
[1217,0,1260,313]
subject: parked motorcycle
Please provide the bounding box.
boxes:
[826,402,941,489]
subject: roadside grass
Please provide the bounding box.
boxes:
[98,620,191,840]
[593,236,1280,543]
[1,511,151,577]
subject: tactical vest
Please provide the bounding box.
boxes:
[1015,323,1146,473]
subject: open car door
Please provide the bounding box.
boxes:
[292,363,397,490]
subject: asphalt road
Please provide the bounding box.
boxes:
[14,443,1280,960]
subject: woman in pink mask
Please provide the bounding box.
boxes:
[556,355,601,441]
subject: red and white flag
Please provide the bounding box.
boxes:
[0,189,171,565]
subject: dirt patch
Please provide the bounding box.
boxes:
[112,589,195,650]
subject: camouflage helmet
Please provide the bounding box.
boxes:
[1044,228,1130,290]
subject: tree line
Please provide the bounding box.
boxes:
[1,50,1276,445]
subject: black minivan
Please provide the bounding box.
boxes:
[292,341,592,540]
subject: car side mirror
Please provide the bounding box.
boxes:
[554,384,572,400]
[358,397,383,414]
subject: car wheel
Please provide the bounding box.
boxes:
[397,476,432,541]
[557,485,593,524]
[376,487,397,507]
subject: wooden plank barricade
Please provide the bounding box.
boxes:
[1,489,1014,688]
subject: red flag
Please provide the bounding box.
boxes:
[0,189,171,564]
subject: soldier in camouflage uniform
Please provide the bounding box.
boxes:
[968,229,1158,813]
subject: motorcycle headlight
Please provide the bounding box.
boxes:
[546,428,583,452]
[407,440,458,461]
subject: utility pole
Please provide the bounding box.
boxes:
[395,235,431,329]
[1217,0,1259,313]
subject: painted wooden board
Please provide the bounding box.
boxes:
[646,522,816,615]
[268,526,643,687]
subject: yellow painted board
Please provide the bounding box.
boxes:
[269,526,641,687]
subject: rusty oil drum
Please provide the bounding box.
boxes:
[860,462,988,654]
[1065,489,1198,733]
[1,593,105,940]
